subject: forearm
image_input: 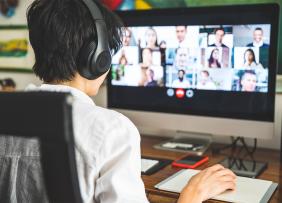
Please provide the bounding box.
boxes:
[178,187,203,203]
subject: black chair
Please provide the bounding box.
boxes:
[0,92,83,203]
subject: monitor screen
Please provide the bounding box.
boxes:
[108,5,279,122]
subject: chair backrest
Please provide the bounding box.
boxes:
[0,92,83,203]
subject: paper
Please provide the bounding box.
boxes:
[141,158,159,172]
[155,169,276,203]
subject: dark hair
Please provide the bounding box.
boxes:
[201,70,209,77]
[254,27,263,32]
[214,27,225,34]
[159,40,166,47]
[27,0,123,82]
[244,48,256,64]
[119,54,128,65]
[178,69,185,75]
[208,48,221,68]
[2,78,16,88]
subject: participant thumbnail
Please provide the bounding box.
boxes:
[231,69,268,92]
[233,24,270,47]
[196,69,217,90]
[199,26,233,48]
[112,46,139,65]
[166,67,194,89]
[201,47,230,68]
[197,68,233,91]
[233,47,264,69]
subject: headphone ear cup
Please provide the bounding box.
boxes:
[77,41,97,79]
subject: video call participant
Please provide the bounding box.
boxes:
[242,48,263,69]
[208,48,221,68]
[144,69,158,87]
[209,28,228,48]
[174,47,190,70]
[23,0,236,202]
[171,69,191,88]
[197,70,216,90]
[159,40,167,66]
[240,70,257,92]
[176,26,188,48]
[122,27,136,46]
[144,27,159,50]
[246,27,269,48]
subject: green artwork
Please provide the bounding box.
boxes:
[0,39,28,57]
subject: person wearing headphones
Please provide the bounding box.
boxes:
[26,0,236,202]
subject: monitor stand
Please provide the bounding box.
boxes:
[153,131,212,156]
[213,137,267,178]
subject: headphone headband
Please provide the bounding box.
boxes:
[78,0,112,80]
[81,0,103,20]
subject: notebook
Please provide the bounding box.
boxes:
[155,169,278,203]
[141,156,172,175]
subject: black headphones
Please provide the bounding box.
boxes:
[78,0,112,80]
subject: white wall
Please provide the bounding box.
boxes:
[0,72,42,90]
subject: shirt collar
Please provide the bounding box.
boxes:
[253,40,263,47]
[27,84,95,106]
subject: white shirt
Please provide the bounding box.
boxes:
[26,84,149,203]
[171,79,191,88]
[252,40,263,47]
[197,81,217,90]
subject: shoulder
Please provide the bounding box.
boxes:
[246,43,253,47]
[94,106,140,140]
[73,102,140,153]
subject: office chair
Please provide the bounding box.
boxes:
[0,92,83,203]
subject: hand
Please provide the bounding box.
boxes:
[178,164,236,203]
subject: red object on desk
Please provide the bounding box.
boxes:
[172,155,209,169]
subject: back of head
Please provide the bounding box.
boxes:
[27,0,123,83]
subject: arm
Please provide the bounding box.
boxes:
[94,114,148,203]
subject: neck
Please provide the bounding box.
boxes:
[49,73,98,96]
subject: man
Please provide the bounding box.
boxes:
[209,28,228,48]
[247,27,269,48]
[197,70,217,90]
[144,69,157,87]
[241,70,257,92]
[25,0,236,202]
[171,69,191,88]
[175,25,188,48]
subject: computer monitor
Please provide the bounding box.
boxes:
[108,4,279,139]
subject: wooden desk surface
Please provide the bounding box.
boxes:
[141,135,282,203]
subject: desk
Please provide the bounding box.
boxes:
[141,135,282,203]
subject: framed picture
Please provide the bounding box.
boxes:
[0,0,33,26]
[0,28,34,71]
